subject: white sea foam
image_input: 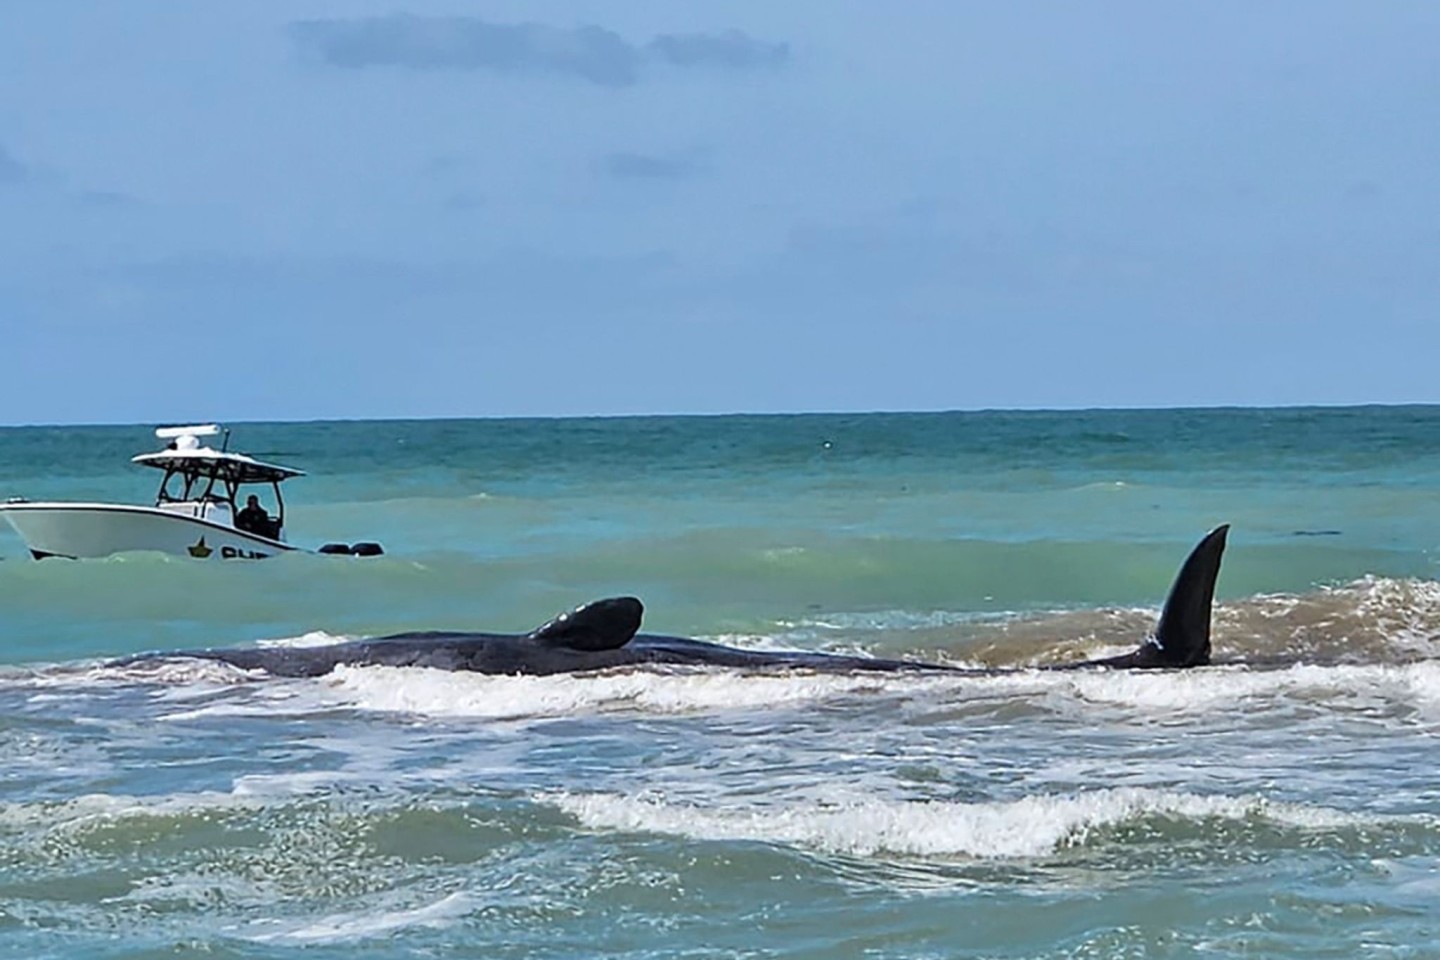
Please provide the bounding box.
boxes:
[154,677,327,721]
[256,630,353,649]
[324,663,942,719]
[1342,576,1440,653]
[547,788,1374,859]
[247,891,472,944]
[317,657,1440,721]
[115,870,267,907]
[18,658,259,691]
[1371,859,1440,901]
[1042,659,1440,712]
[0,790,259,835]
[15,632,357,702]
[0,764,411,837]
[230,769,363,798]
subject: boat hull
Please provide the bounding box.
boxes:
[0,503,297,560]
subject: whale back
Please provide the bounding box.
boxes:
[527,596,644,652]
[121,529,1230,678]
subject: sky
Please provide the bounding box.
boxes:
[2,1,1438,425]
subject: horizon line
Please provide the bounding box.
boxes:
[2,400,1437,430]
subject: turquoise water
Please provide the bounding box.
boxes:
[2,407,1440,956]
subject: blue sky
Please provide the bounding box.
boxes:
[2,1,1437,424]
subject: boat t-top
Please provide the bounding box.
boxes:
[0,424,381,560]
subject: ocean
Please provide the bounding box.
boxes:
[2,407,1439,958]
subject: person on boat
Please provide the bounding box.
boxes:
[236,495,272,537]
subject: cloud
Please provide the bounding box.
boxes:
[647,30,788,69]
[598,151,700,181]
[0,144,28,184]
[290,16,639,86]
[288,16,788,87]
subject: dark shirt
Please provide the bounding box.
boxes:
[236,505,269,535]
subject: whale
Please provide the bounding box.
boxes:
[128,525,1231,679]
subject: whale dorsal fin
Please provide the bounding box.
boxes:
[528,597,644,652]
[1131,524,1229,668]
[1078,525,1228,670]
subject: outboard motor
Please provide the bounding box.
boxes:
[317,541,386,557]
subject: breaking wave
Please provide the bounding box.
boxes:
[300,659,1440,723]
[546,787,1411,860]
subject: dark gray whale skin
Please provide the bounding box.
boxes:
[135,526,1229,679]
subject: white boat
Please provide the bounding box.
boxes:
[0,424,379,560]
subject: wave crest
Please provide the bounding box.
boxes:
[545,788,1383,859]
